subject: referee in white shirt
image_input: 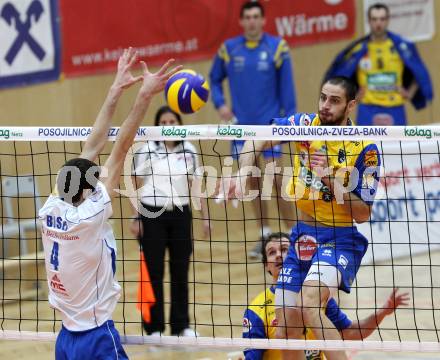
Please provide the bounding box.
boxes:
[132,106,209,337]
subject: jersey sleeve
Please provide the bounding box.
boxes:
[271,114,315,147]
[325,298,352,331]
[352,143,381,205]
[272,113,317,126]
[272,116,294,126]
[209,43,229,109]
[243,308,266,360]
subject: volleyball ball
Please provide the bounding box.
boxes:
[165,69,210,114]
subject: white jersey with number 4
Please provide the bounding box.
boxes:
[39,182,121,331]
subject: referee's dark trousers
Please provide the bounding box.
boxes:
[139,203,193,335]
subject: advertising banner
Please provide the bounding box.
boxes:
[0,125,439,142]
[360,140,440,264]
[363,0,435,42]
[60,0,355,77]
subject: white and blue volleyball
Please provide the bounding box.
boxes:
[165,69,210,114]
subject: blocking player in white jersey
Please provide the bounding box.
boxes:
[38,48,181,360]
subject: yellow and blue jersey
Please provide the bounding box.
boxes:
[209,33,296,125]
[242,287,352,360]
[325,31,433,110]
[273,114,381,226]
[356,38,404,107]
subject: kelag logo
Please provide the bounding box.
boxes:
[161,126,187,138]
[217,125,243,138]
[404,127,432,139]
[0,129,10,139]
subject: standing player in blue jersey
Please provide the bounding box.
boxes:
[39,48,181,360]
[210,1,296,257]
[243,233,409,360]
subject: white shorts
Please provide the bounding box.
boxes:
[275,262,341,308]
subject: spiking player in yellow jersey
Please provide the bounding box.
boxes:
[242,233,409,360]
[224,76,381,360]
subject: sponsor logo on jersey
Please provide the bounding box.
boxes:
[298,167,333,201]
[233,56,245,71]
[364,150,379,167]
[359,56,372,71]
[322,190,333,202]
[46,215,68,230]
[50,274,68,296]
[321,242,335,248]
[295,235,317,261]
[306,270,323,278]
[257,51,269,71]
[278,267,293,284]
[305,349,322,359]
[299,114,312,126]
[367,72,397,92]
[338,254,349,269]
[362,173,378,192]
[338,149,346,163]
[258,296,273,310]
[243,317,252,332]
[89,187,103,202]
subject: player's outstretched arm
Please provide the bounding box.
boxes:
[102,59,182,197]
[341,288,410,340]
[80,48,143,162]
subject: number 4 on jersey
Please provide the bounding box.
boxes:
[50,242,59,271]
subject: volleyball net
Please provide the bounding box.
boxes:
[0,125,439,353]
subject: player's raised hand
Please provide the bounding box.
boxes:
[113,47,143,90]
[139,59,183,96]
[218,105,234,123]
[214,174,242,208]
[382,288,410,316]
[310,148,329,172]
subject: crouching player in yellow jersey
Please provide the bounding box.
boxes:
[242,233,410,360]
[225,76,382,360]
